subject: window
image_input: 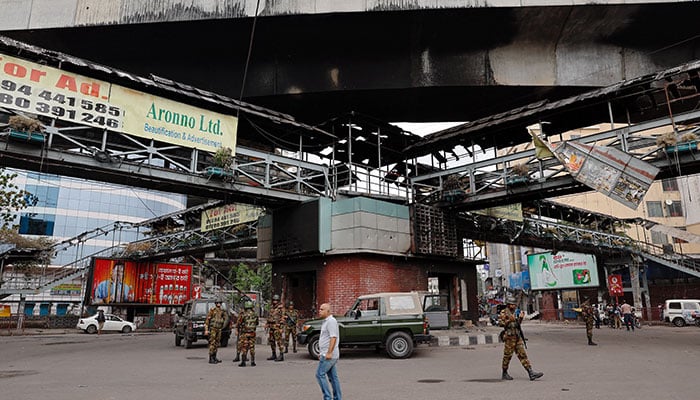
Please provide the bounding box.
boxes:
[646,201,663,217]
[19,213,55,235]
[651,230,668,244]
[667,201,683,217]
[662,178,679,191]
[673,227,688,244]
[24,185,59,208]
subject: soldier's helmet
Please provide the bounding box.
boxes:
[272,294,280,301]
[244,301,253,309]
[505,294,517,304]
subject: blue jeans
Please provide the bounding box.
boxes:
[316,357,341,400]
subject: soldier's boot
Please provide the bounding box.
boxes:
[275,352,284,362]
[293,343,297,353]
[238,354,247,367]
[501,369,513,380]
[284,346,289,354]
[250,355,256,367]
[588,338,597,346]
[526,367,543,381]
[267,351,277,361]
[233,352,240,362]
[213,352,222,363]
[208,354,217,364]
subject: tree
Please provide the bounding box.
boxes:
[229,262,271,298]
[0,168,37,228]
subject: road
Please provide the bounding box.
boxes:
[1,322,698,400]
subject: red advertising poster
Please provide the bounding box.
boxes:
[153,263,192,305]
[90,258,192,305]
[608,274,624,297]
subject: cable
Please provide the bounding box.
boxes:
[236,0,261,120]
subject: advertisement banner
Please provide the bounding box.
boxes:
[608,274,624,297]
[0,304,10,317]
[90,258,192,305]
[201,203,264,232]
[527,251,599,290]
[50,283,82,296]
[0,52,236,153]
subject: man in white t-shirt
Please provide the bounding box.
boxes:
[315,303,341,400]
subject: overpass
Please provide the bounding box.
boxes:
[1,1,699,123]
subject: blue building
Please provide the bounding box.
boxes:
[3,169,187,315]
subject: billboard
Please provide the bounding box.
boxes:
[201,203,264,232]
[0,52,237,153]
[89,258,192,305]
[527,251,599,290]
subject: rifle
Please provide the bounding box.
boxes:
[514,309,527,349]
[514,290,527,349]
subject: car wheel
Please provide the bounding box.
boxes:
[673,317,686,327]
[121,326,132,333]
[695,319,700,327]
[307,335,320,359]
[86,325,97,334]
[175,334,182,347]
[386,331,414,359]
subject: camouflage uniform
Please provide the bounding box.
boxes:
[283,305,299,353]
[266,300,285,360]
[236,307,259,366]
[499,303,543,381]
[205,304,226,363]
[581,303,597,345]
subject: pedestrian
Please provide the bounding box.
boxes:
[315,303,341,400]
[284,301,299,353]
[96,309,106,335]
[266,294,285,361]
[592,303,601,329]
[614,303,622,329]
[581,300,597,345]
[499,294,543,381]
[236,301,259,367]
[204,300,226,364]
[620,300,634,331]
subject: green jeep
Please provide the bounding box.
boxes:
[298,292,432,359]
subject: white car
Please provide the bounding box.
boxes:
[77,313,136,334]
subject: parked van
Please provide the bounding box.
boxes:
[663,299,700,327]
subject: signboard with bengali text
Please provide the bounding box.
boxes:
[527,251,599,290]
[0,52,236,153]
[201,203,264,232]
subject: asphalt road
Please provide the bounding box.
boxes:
[1,322,698,400]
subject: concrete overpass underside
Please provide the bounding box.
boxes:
[3,3,700,123]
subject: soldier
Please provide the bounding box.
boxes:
[237,301,259,367]
[283,301,299,353]
[499,294,543,381]
[266,294,285,361]
[203,300,226,364]
[581,299,597,345]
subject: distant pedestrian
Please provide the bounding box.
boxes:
[620,300,634,331]
[499,294,543,381]
[96,310,106,335]
[315,303,341,400]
